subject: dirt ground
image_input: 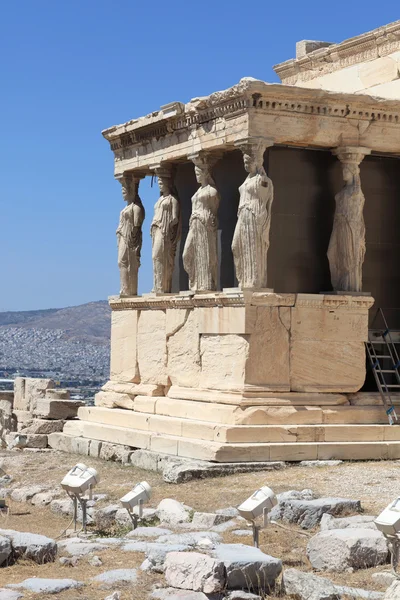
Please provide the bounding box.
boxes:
[0,449,400,600]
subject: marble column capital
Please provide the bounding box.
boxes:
[234,136,274,153]
[332,146,371,165]
[187,150,223,169]
[149,162,174,179]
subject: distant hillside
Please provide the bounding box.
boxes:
[0,301,111,378]
[0,301,111,343]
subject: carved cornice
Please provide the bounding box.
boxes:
[108,292,374,311]
[274,20,400,84]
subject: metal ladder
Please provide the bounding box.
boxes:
[366,308,400,425]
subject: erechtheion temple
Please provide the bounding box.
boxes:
[53,21,400,462]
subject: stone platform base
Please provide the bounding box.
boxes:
[50,395,400,463]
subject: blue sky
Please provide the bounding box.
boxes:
[1,1,398,311]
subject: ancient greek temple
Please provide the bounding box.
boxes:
[64,21,400,462]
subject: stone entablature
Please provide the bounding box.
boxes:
[102,78,400,174]
[274,20,400,86]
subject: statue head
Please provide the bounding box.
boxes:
[191,154,216,187]
[119,173,139,204]
[242,141,266,175]
[156,167,173,196]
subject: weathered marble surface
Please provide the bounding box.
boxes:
[117,174,145,297]
[183,153,220,292]
[327,147,370,293]
[232,137,273,289]
[151,166,180,294]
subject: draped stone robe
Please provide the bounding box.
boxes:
[151,194,180,293]
[117,201,145,296]
[327,182,366,292]
[183,184,220,291]
[232,172,273,289]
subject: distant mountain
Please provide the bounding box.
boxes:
[0,301,111,378]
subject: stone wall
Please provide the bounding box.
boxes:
[96,293,373,412]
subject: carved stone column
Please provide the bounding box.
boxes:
[116,172,145,297]
[327,147,371,293]
[150,164,181,294]
[183,151,221,292]
[232,136,274,289]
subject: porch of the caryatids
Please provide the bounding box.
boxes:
[116,172,145,297]
[327,146,371,293]
[183,151,221,292]
[150,164,181,294]
[232,136,274,289]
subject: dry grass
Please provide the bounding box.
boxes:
[1,450,400,598]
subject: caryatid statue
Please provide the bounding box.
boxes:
[232,137,274,289]
[327,147,371,292]
[183,152,221,291]
[116,173,145,296]
[150,166,181,293]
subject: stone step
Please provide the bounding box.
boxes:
[76,406,400,443]
[117,396,390,426]
[50,425,400,462]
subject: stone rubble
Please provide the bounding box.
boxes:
[320,514,377,531]
[307,528,388,571]
[271,497,362,529]
[91,568,138,587]
[0,529,57,564]
[164,552,225,594]
[8,578,84,594]
[212,543,282,590]
[283,568,384,600]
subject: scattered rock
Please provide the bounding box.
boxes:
[225,593,262,600]
[89,555,103,567]
[20,419,64,435]
[335,585,383,600]
[122,541,189,554]
[156,532,221,548]
[232,530,251,537]
[9,578,83,594]
[272,497,362,529]
[283,568,383,600]
[31,490,60,507]
[383,580,400,600]
[0,590,23,600]
[0,476,12,488]
[94,505,120,529]
[126,527,172,539]
[0,536,12,567]
[50,497,73,516]
[58,537,106,557]
[151,588,211,600]
[162,459,285,484]
[104,593,120,600]
[283,568,341,600]
[216,507,239,518]
[115,506,157,526]
[157,499,193,526]
[0,529,57,564]
[191,512,231,529]
[211,519,240,533]
[92,569,137,587]
[59,556,80,567]
[164,552,225,594]
[372,572,396,586]
[11,485,48,503]
[307,528,388,571]
[300,461,343,468]
[213,543,282,590]
[320,514,377,531]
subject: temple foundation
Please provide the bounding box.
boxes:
[53,291,400,462]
